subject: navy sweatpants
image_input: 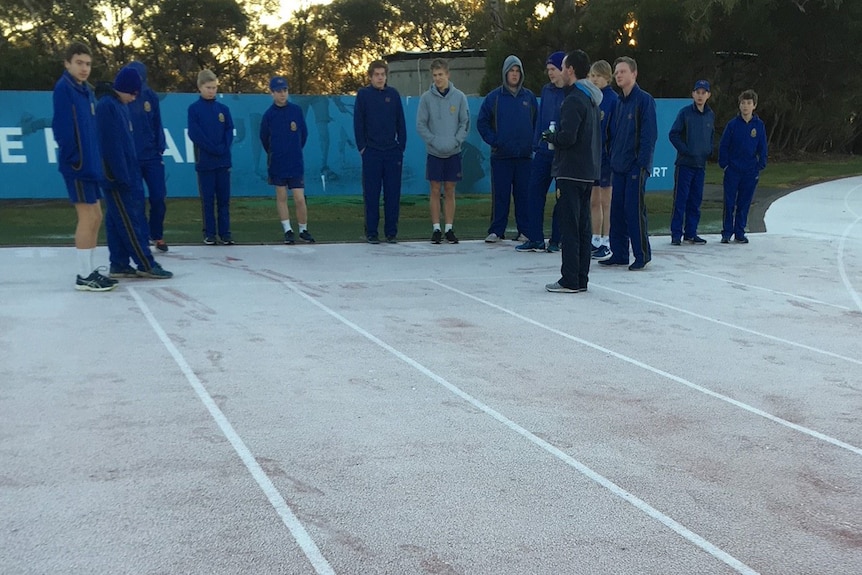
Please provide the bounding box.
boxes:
[487,156,531,238]
[524,151,561,244]
[103,186,157,272]
[609,168,652,266]
[362,147,403,239]
[670,165,705,241]
[197,168,231,239]
[722,167,758,240]
[140,158,167,241]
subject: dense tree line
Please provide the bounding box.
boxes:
[1,0,859,154]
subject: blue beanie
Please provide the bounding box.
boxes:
[114,66,142,95]
[546,51,566,72]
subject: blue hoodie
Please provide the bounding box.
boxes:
[669,102,715,169]
[532,82,566,155]
[95,88,141,192]
[477,55,538,159]
[126,62,166,162]
[52,70,103,181]
[718,114,767,174]
[608,83,657,174]
[187,96,234,171]
[260,101,308,180]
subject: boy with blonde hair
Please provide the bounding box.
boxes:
[588,59,618,261]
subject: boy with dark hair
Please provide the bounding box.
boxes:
[188,69,235,245]
[97,66,173,280]
[669,80,715,246]
[718,89,768,244]
[259,76,315,245]
[126,61,170,252]
[354,59,407,244]
[52,41,116,291]
[416,58,469,244]
[478,54,537,247]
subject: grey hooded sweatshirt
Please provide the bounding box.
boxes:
[416,80,470,158]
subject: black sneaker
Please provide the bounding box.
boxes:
[367,235,380,244]
[109,265,139,278]
[720,237,730,244]
[628,260,650,271]
[445,229,459,244]
[154,240,169,252]
[735,235,749,244]
[221,236,235,246]
[94,267,119,285]
[137,263,173,279]
[671,237,681,246]
[204,236,217,245]
[685,235,707,245]
[284,230,295,245]
[75,271,116,292]
[431,230,442,244]
[299,230,315,243]
[386,236,397,244]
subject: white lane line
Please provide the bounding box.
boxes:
[594,283,862,367]
[128,288,335,575]
[430,279,862,458]
[684,271,854,311]
[838,181,862,313]
[276,279,759,575]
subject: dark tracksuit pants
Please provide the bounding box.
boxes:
[362,147,403,239]
[140,158,167,241]
[525,151,561,244]
[556,179,592,289]
[722,167,758,240]
[609,168,652,266]
[197,168,231,240]
[104,185,157,272]
[487,156,531,238]
[670,165,705,241]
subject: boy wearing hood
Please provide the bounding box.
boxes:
[126,61,169,253]
[96,66,173,280]
[477,55,537,245]
[541,50,602,293]
[416,59,469,244]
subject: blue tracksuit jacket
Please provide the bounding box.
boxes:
[187,97,234,171]
[126,62,165,162]
[95,90,141,192]
[669,103,715,169]
[52,71,103,181]
[354,84,407,153]
[599,85,619,167]
[718,114,768,173]
[608,83,657,173]
[259,102,308,180]
[532,82,567,156]
[478,83,537,159]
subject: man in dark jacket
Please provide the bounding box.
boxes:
[541,50,602,293]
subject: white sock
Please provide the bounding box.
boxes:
[77,249,92,278]
[281,220,291,232]
[592,234,600,245]
[601,235,610,247]
[433,223,441,231]
[444,224,453,232]
[299,223,307,232]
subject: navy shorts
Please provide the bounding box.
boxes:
[594,162,612,188]
[426,154,462,182]
[63,176,101,204]
[270,176,305,190]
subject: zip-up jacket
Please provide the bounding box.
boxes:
[599,85,619,167]
[477,55,537,159]
[718,114,767,173]
[126,62,166,162]
[260,101,308,180]
[532,82,566,155]
[416,81,469,159]
[669,102,715,169]
[608,83,657,173]
[51,70,103,181]
[187,97,234,171]
[354,84,406,153]
[546,80,602,182]
[95,88,141,192]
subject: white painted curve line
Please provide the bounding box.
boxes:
[278,280,759,575]
[128,288,335,575]
[838,181,862,313]
[430,279,862,458]
[685,271,853,312]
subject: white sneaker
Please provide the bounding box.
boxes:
[485,233,501,243]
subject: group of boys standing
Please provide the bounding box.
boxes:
[54,41,767,294]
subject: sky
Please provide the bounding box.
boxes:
[264,0,332,26]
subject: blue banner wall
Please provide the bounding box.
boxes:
[0,91,689,200]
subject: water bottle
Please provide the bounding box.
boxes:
[547,121,556,150]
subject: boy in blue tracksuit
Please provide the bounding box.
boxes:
[601,56,657,271]
[52,42,115,291]
[718,89,768,244]
[260,76,315,245]
[188,69,234,245]
[354,59,407,244]
[126,61,169,252]
[588,59,619,261]
[522,51,567,252]
[478,55,538,245]
[669,79,715,246]
[96,67,172,280]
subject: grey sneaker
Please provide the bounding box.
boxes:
[75,271,116,292]
[137,264,173,279]
[485,233,501,243]
[545,282,584,293]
